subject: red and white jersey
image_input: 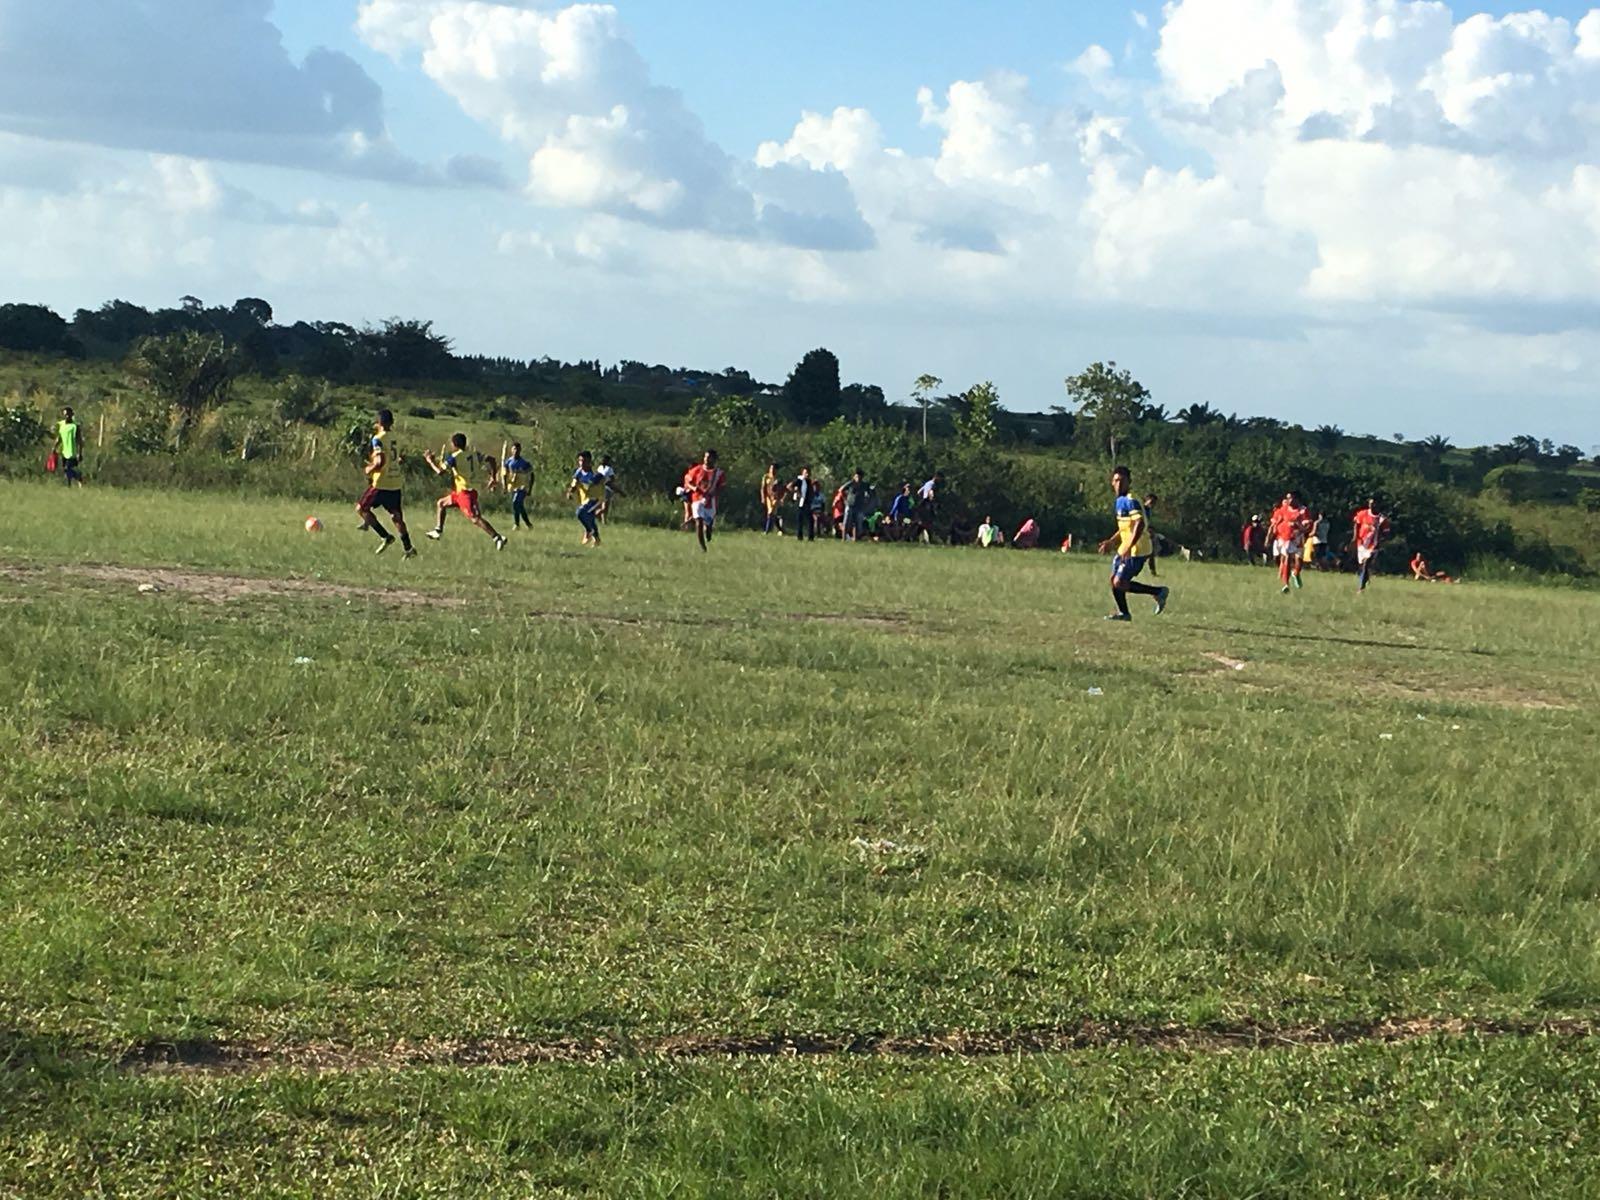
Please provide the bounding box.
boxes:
[684,464,726,510]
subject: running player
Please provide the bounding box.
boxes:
[423,434,506,550]
[564,450,605,546]
[683,449,726,552]
[596,454,624,522]
[1269,490,1312,593]
[1096,465,1169,621]
[356,409,415,558]
[1352,497,1390,591]
[503,442,533,531]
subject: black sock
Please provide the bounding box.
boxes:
[400,531,413,551]
[369,519,392,541]
[1124,580,1161,597]
[1113,589,1130,616]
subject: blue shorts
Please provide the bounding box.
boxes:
[1111,554,1147,585]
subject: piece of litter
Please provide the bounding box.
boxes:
[1451,724,1462,731]
[850,836,928,859]
[293,657,314,666]
[1379,733,1394,741]
[470,628,482,635]
[137,583,162,594]
[1415,714,1427,721]
[1087,687,1105,697]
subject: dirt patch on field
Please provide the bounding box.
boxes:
[1374,678,1576,712]
[100,1016,1596,1077]
[1202,652,1249,673]
[1,563,465,609]
[791,612,912,629]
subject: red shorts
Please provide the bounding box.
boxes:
[451,489,479,517]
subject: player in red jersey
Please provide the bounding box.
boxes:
[683,449,727,552]
[1269,490,1312,594]
[1352,497,1390,592]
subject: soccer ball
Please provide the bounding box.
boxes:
[304,516,323,533]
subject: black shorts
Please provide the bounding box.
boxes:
[360,487,403,516]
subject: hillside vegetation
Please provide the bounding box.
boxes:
[1,295,1596,579]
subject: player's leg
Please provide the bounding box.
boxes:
[389,504,415,556]
[428,495,450,539]
[357,489,393,544]
[1291,551,1304,588]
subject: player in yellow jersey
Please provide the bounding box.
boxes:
[1096,465,1170,621]
[423,433,506,550]
[356,409,415,557]
[563,450,605,546]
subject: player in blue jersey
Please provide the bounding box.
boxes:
[1096,465,1170,621]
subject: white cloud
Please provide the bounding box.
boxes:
[357,0,873,249]
[0,0,445,182]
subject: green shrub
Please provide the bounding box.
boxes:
[0,402,49,455]
[117,395,174,455]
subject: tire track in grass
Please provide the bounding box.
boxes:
[92,1017,1600,1076]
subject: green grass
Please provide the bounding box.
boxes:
[2,478,1599,1194]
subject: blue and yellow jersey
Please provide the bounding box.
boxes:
[370,429,398,489]
[504,456,532,491]
[1114,494,1152,557]
[572,468,603,506]
[442,447,473,493]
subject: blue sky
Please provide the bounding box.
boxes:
[4,0,1600,447]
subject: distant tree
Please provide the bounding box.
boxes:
[360,318,455,381]
[1419,434,1453,459]
[232,297,274,326]
[954,381,1001,447]
[783,348,842,425]
[179,295,204,315]
[1140,403,1169,424]
[842,383,887,421]
[270,375,336,427]
[1552,443,1583,470]
[912,373,942,444]
[0,303,81,356]
[1312,424,1344,451]
[1177,402,1222,428]
[1046,404,1076,444]
[72,299,155,346]
[1065,360,1150,460]
[126,331,239,445]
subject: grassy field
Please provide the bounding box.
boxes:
[3,478,1599,1196]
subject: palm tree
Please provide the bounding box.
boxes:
[1176,402,1221,427]
[1419,434,1452,459]
[1313,424,1344,451]
[911,374,942,445]
[1140,403,1169,424]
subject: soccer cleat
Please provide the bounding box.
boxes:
[1104,612,1132,622]
[1281,584,1290,594]
[375,537,394,555]
[425,529,442,541]
[494,536,507,551]
[1154,587,1170,615]
[1292,573,1303,590]
[402,547,417,559]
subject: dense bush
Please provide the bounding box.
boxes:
[0,403,49,455]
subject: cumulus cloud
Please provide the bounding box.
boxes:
[0,0,448,182]
[357,0,873,249]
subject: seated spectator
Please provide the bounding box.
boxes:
[978,516,1002,548]
[1410,551,1458,584]
[1012,517,1040,549]
[1060,534,1074,553]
